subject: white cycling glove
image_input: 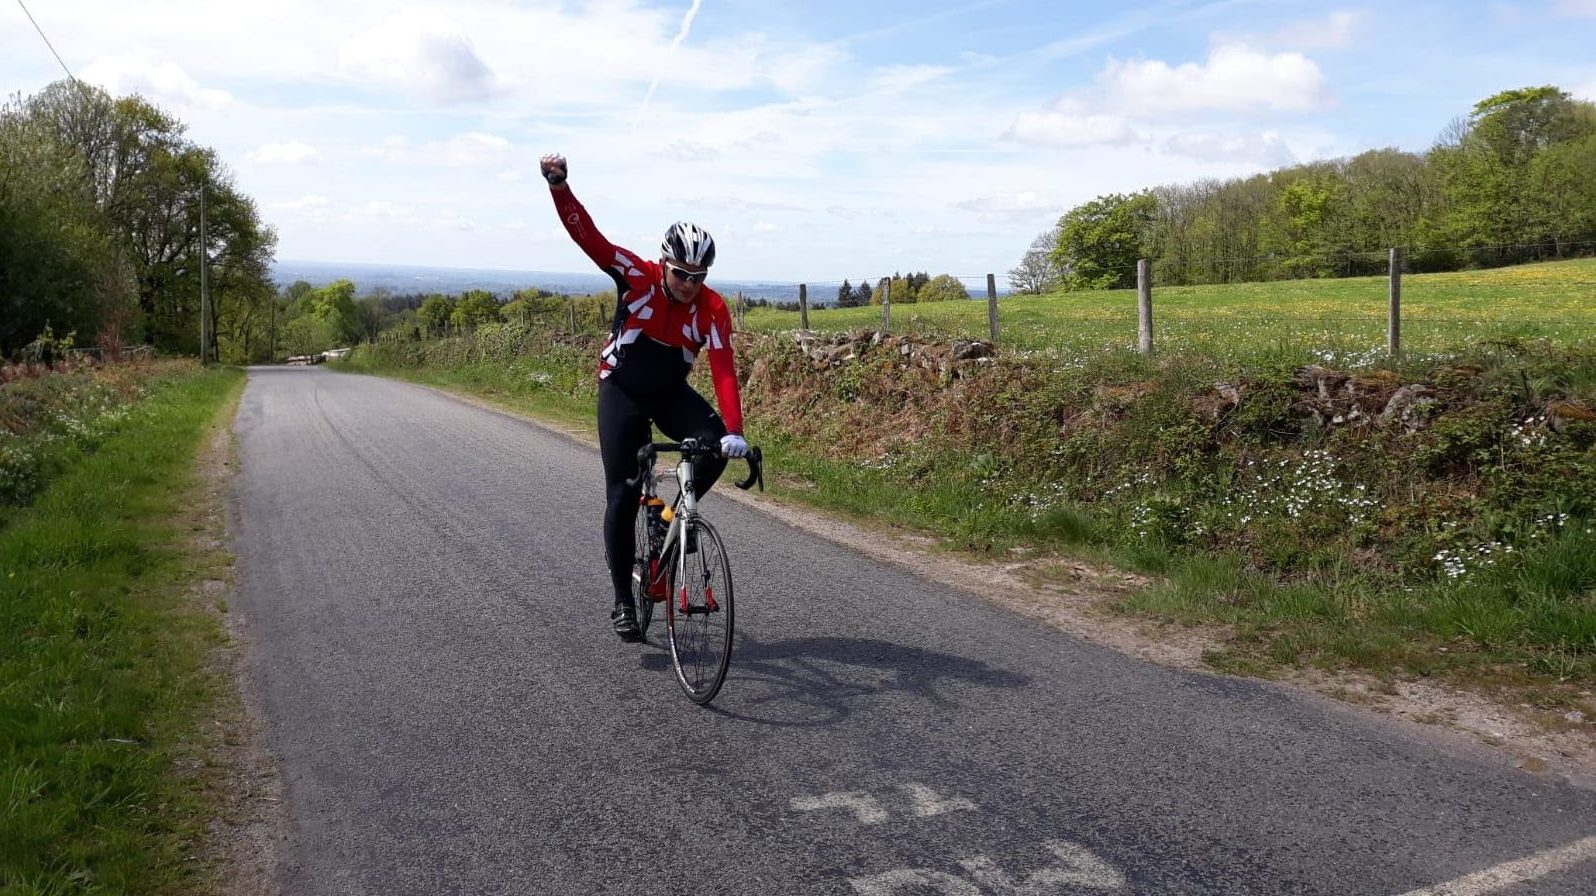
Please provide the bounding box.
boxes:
[720,433,749,458]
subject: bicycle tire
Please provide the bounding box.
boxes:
[665,517,734,704]
[632,508,657,636]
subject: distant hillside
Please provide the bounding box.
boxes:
[270,260,615,297]
[268,260,971,306]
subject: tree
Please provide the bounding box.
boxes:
[1050,191,1157,290]
[1342,148,1435,256]
[304,280,360,346]
[280,314,335,357]
[854,278,873,306]
[0,97,127,355]
[1008,227,1060,294]
[417,294,454,337]
[1263,165,1350,278]
[881,274,915,304]
[1528,133,1596,252]
[1427,86,1596,260]
[917,274,970,303]
[452,289,503,331]
[15,80,276,354]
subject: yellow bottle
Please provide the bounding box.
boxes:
[660,506,674,523]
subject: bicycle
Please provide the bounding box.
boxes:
[627,437,763,704]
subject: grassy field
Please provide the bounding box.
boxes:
[743,257,1596,362]
[0,362,245,894]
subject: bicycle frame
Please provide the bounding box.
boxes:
[653,452,699,609]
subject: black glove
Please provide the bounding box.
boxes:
[540,153,568,186]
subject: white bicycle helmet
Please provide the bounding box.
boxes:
[662,221,716,267]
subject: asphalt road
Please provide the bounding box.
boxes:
[230,366,1596,896]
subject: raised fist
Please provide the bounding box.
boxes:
[539,154,568,186]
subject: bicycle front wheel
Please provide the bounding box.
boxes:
[665,517,734,704]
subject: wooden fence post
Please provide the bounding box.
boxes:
[736,291,745,328]
[799,283,809,330]
[1137,259,1153,355]
[568,299,577,334]
[1388,247,1403,360]
[881,279,891,333]
[986,273,999,342]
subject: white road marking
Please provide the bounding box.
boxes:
[851,869,981,895]
[851,840,1127,895]
[1395,835,1596,896]
[900,783,979,818]
[790,791,890,825]
[960,841,1127,894]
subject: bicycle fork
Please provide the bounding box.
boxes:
[664,456,719,617]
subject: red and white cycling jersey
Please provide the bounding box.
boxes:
[552,187,743,434]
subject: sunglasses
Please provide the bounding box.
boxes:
[667,264,707,284]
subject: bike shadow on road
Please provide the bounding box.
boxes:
[640,634,1031,727]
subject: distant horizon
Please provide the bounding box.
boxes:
[269,259,1008,303]
[268,258,937,305]
[273,257,808,285]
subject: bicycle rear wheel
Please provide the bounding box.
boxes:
[665,517,734,704]
[632,508,658,636]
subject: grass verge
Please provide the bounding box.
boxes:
[1,364,245,894]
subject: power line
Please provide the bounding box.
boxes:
[16,0,79,86]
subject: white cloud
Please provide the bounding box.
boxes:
[78,56,233,112]
[1103,44,1330,114]
[657,141,723,162]
[1553,0,1596,16]
[436,132,510,167]
[1250,10,1366,50]
[362,132,510,168]
[868,64,954,94]
[1006,111,1140,148]
[954,191,1061,224]
[358,201,415,221]
[246,142,321,165]
[1163,131,1298,166]
[1574,80,1596,102]
[274,195,331,217]
[338,9,498,103]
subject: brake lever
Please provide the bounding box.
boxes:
[625,444,657,489]
[734,446,764,491]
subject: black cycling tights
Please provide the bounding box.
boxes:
[598,379,728,605]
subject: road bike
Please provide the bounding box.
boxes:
[627,438,763,704]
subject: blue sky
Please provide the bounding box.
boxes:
[4,1,1595,282]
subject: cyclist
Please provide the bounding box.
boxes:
[540,153,748,642]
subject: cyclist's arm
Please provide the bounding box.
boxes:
[704,308,744,435]
[550,185,632,273]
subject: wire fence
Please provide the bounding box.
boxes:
[720,243,1596,362]
[480,240,1594,364]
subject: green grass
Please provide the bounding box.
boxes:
[745,257,1596,361]
[0,364,244,894]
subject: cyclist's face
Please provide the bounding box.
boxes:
[663,258,707,302]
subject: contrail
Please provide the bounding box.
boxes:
[633,0,703,129]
